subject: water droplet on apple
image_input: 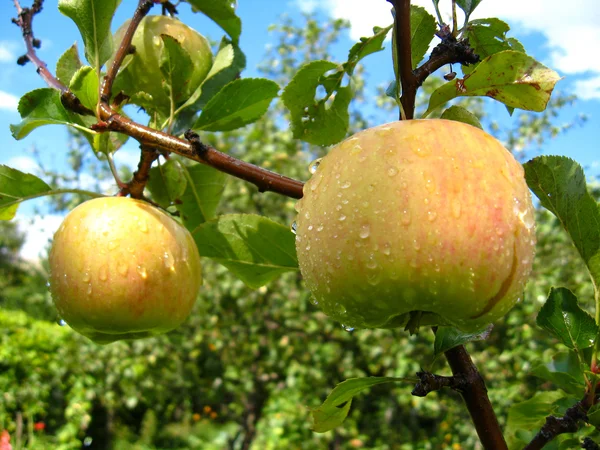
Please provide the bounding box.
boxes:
[340,181,351,189]
[427,211,437,222]
[45,281,50,289]
[99,265,108,281]
[366,259,377,269]
[117,262,129,276]
[413,240,421,251]
[310,296,319,305]
[338,214,346,221]
[308,158,322,174]
[290,221,297,234]
[58,319,67,327]
[383,243,391,255]
[82,272,91,283]
[108,240,118,251]
[388,167,398,177]
[308,225,314,231]
[137,265,148,279]
[86,284,93,295]
[401,210,411,225]
[359,225,370,239]
[317,224,324,232]
[139,220,149,233]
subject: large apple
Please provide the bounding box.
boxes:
[48,197,202,344]
[113,15,213,116]
[295,119,536,332]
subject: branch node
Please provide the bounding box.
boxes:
[412,371,464,397]
[184,130,209,158]
[17,54,29,66]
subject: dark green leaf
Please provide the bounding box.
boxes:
[587,404,600,428]
[312,377,406,433]
[505,391,566,442]
[56,43,82,85]
[10,88,90,140]
[0,166,51,220]
[176,163,227,231]
[159,34,195,107]
[410,6,436,68]
[192,214,298,288]
[282,60,352,146]
[192,78,279,131]
[530,352,586,396]
[524,156,600,289]
[147,159,188,209]
[58,0,119,68]
[456,0,483,19]
[345,25,392,74]
[186,0,241,43]
[424,51,560,116]
[536,287,597,350]
[440,105,483,129]
[190,38,247,111]
[433,325,492,356]
[69,66,98,111]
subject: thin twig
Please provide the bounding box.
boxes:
[388,0,418,120]
[411,370,465,396]
[444,344,508,449]
[100,0,154,102]
[523,397,592,450]
[12,0,305,200]
[121,144,159,199]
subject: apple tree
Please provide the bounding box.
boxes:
[2,0,599,448]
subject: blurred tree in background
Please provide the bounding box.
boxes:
[0,14,591,450]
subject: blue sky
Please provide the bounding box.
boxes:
[0,0,598,260]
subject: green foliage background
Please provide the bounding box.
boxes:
[0,14,594,450]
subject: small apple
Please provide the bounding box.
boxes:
[48,197,202,344]
[295,119,536,332]
[113,15,213,116]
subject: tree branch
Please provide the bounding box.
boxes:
[100,0,154,102]
[523,397,592,450]
[388,0,417,120]
[121,144,159,199]
[444,344,508,450]
[12,0,305,200]
[411,370,465,397]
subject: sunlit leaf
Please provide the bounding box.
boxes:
[0,166,51,220]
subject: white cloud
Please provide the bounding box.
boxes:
[0,41,18,63]
[16,214,65,262]
[5,156,40,174]
[574,77,600,101]
[0,90,19,112]
[308,0,600,99]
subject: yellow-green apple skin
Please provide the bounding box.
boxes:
[295,119,536,332]
[114,15,213,115]
[48,197,202,344]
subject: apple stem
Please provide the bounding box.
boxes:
[121,144,159,199]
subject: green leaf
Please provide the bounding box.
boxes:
[440,105,483,129]
[456,0,483,19]
[587,404,600,428]
[524,156,600,290]
[192,78,278,132]
[10,88,91,140]
[536,287,597,350]
[69,66,99,111]
[56,43,82,85]
[345,25,393,74]
[312,377,406,433]
[505,391,567,447]
[0,166,51,220]
[423,51,560,116]
[530,352,586,396]
[58,0,119,69]
[410,6,436,68]
[185,37,247,112]
[146,159,188,209]
[192,214,298,289]
[187,0,241,43]
[175,163,227,231]
[433,325,492,356]
[462,19,525,74]
[159,34,195,107]
[282,60,352,146]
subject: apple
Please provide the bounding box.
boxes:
[294,119,536,332]
[48,197,202,344]
[113,15,213,116]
